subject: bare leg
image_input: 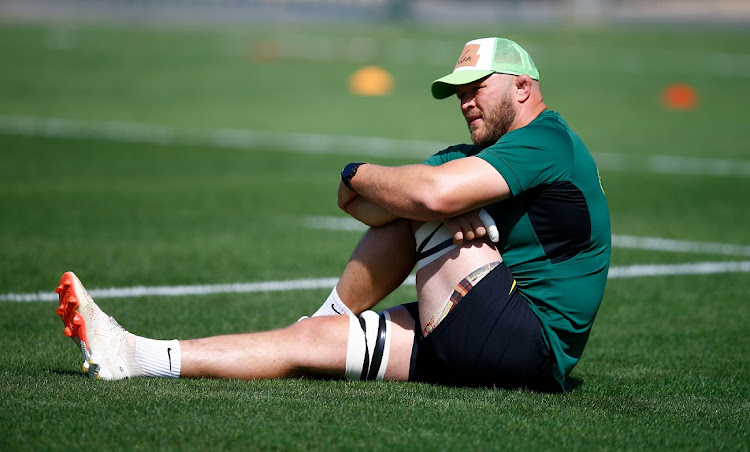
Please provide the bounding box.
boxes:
[336,218,416,314]
[381,305,416,381]
[58,268,417,382]
[180,309,416,381]
[180,316,348,380]
[178,219,418,379]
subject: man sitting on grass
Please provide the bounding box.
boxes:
[56,37,610,392]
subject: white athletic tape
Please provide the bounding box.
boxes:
[478,208,499,243]
[344,310,385,381]
[344,314,368,380]
[376,310,392,381]
[361,311,380,379]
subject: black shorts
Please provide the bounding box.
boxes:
[404,264,559,391]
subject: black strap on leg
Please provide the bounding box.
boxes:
[358,316,370,380]
[366,314,388,381]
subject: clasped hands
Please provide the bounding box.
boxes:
[443,208,499,246]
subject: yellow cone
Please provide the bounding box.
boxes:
[349,66,394,97]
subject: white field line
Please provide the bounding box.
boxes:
[607,261,750,278]
[0,115,440,159]
[2,115,750,177]
[612,235,750,257]
[2,261,749,303]
[304,215,369,232]
[306,215,750,258]
[4,219,750,303]
[0,277,341,303]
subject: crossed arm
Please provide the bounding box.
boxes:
[338,156,511,242]
[331,156,511,314]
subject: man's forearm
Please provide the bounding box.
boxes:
[348,163,447,221]
[340,157,511,222]
[342,195,398,227]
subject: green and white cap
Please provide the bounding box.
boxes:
[431,37,539,99]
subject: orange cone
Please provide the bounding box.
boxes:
[662,83,698,110]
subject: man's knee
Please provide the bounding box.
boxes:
[345,310,392,381]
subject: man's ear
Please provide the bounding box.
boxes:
[515,74,533,102]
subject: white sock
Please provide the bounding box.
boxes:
[311,286,355,317]
[133,336,181,378]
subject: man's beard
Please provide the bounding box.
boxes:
[469,93,516,149]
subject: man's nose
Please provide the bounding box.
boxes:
[460,96,475,113]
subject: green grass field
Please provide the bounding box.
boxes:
[1,19,749,451]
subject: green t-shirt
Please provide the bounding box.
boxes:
[424,110,611,389]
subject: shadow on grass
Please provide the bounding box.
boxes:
[51,369,88,378]
[565,376,584,392]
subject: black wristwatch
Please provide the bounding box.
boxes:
[341,162,365,190]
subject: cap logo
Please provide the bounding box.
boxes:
[454,44,481,70]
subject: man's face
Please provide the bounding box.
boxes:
[456,74,516,149]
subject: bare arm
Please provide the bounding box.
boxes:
[338,183,398,227]
[340,157,511,221]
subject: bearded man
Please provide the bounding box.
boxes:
[334,37,611,390]
[56,37,610,392]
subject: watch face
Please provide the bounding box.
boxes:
[342,163,363,189]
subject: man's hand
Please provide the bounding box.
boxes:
[443,208,499,245]
[338,180,359,212]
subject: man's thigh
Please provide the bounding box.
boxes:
[382,305,417,381]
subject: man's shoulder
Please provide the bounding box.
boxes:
[508,110,569,142]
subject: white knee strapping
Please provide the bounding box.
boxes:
[345,310,392,381]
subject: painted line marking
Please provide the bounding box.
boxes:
[1,277,340,303]
[2,261,749,303]
[2,115,750,177]
[0,115,441,159]
[612,235,750,257]
[607,261,750,278]
[306,215,750,257]
[304,215,369,232]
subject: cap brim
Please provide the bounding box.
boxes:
[431,69,494,99]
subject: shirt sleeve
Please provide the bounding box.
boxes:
[423,144,481,167]
[475,124,574,196]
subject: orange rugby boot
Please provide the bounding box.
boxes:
[56,271,134,380]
